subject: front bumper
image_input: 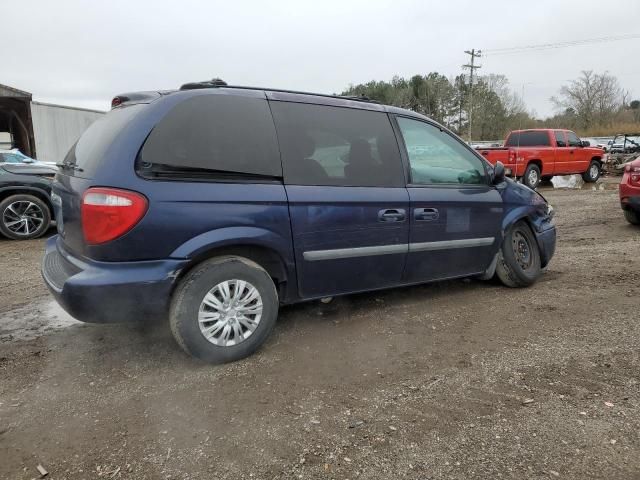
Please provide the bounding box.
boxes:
[534,224,556,268]
[41,235,188,323]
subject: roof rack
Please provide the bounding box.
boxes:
[178,78,380,104]
[179,78,228,90]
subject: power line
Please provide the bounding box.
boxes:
[462,49,481,142]
[484,33,640,56]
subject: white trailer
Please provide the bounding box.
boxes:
[30,102,104,164]
[0,83,104,163]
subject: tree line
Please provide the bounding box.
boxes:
[342,71,639,140]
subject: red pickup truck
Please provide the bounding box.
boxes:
[477,129,605,189]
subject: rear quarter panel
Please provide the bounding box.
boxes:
[477,148,510,168]
[85,181,294,263]
[518,147,555,176]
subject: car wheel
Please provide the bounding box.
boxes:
[523,164,541,190]
[624,209,640,225]
[582,160,601,182]
[495,221,542,288]
[0,194,51,240]
[170,256,278,363]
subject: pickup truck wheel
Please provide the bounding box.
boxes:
[496,221,541,288]
[0,194,51,240]
[624,209,640,225]
[170,256,279,363]
[582,160,601,182]
[523,164,541,190]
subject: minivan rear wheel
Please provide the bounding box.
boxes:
[170,256,278,363]
[0,194,51,240]
[495,221,541,288]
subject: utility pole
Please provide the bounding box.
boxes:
[462,49,482,143]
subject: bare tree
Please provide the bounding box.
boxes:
[551,71,623,129]
[484,74,527,117]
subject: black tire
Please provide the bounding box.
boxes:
[624,209,640,225]
[523,164,541,190]
[495,221,542,288]
[582,160,601,182]
[0,194,51,240]
[170,256,278,363]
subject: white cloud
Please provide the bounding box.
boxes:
[3,0,639,117]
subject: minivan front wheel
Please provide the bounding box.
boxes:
[170,256,278,363]
[495,221,541,288]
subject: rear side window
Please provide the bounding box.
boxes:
[67,105,143,176]
[140,94,281,178]
[554,131,567,147]
[505,131,551,147]
[270,101,404,187]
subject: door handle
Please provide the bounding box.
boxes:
[414,207,439,221]
[378,209,406,222]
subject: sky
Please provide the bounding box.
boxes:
[3,0,640,118]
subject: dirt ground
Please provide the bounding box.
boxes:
[1,181,639,480]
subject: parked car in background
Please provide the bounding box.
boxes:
[42,81,556,364]
[0,163,55,239]
[620,157,640,225]
[609,134,640,154]
[581,138,602,148]
[0,149,36,164]
[0,148,57,166]
[476,129,605,189]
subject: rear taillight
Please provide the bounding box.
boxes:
[81,187,148,245]
[626,164,640,186]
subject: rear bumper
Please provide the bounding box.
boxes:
[42,236,188,323]
[534,224,556,268]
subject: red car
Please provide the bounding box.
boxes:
[620,157,640,225]
[477,129,605,189]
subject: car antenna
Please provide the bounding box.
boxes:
[516,84,525,185]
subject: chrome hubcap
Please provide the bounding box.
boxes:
[198,279,263,347]
[512,231,532,270]
[527,170,538,187]
[2,201,44,236]
[590,164,599,178]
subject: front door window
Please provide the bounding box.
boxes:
[396,117,487,186]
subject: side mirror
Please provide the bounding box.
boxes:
[581,140,590,147]
[493,161,506,184]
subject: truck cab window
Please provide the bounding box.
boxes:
[554,131,567,147]
[567,131,582,147]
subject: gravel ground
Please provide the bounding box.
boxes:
[1,181,639,480]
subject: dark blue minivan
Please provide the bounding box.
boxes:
[42,80,556,363]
